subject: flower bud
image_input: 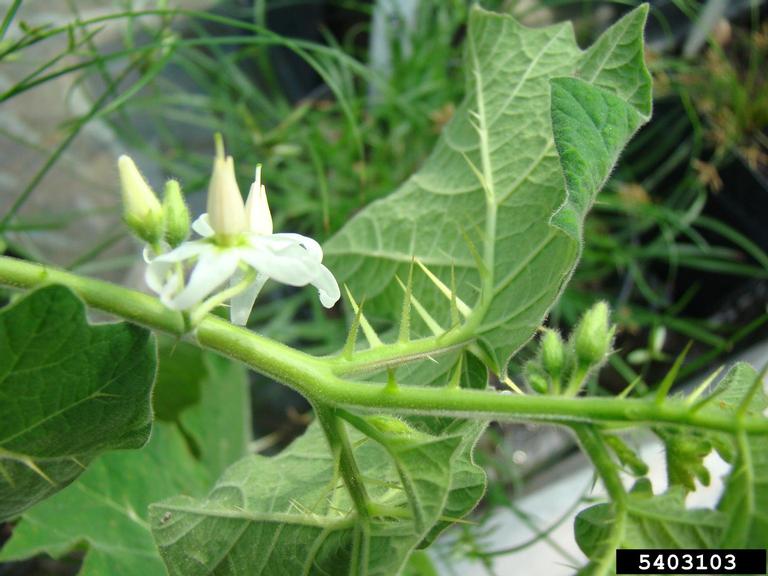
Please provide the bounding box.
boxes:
[245,164,273,235]
[540,328,565,378]
[118,155,163,244]
[207,135,246,238]
[162,180,190,248]
[572,301,614,367]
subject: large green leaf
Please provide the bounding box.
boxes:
[0,284,155,521]
[714,363,768,546]
[0,350,251,575]
[325,5,652,370]
[150,419,471,575]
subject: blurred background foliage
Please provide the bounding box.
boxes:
[1,0,767,572]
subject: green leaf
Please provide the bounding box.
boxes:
[0,284,155,521]
[325,5,652,370]
[150,419,473,575]
[0,351,251,575]
[0,423,208,576]
[402,550,440,576]
[576,487,724,557]
[153,339,205,422]
[714,363,768,546]
[416,419,486,549]
[153,342,252,479]
[180,353,252,480]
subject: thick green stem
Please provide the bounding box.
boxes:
[1,255,768,436]
[572,424,627,576]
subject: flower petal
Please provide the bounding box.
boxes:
[145,258,173,294]
[158,268,185,307]
[229,270,268,325]
[143,244,182,298]
[154,240,210,263]
[142,245,158,264]
[240,239,320,287]
[191,214,215,237]
[245,166,273,236]
[168,247,240,310]
[312,264,340,308]
[270,232,323,261]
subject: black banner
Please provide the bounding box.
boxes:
[616,549,767,575]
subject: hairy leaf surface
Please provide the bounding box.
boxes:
[150,420,470,575]
[325,5,652,370]
[0,285,155,520]
[576,486,724,556]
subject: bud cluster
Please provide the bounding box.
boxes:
[524,301,615,396]
[118,155,190,248]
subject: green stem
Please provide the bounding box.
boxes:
[1,256,768,436]
[314,404,370,574]
[572,424,627,576]
[315,405,370,520]
[565,364,590,397]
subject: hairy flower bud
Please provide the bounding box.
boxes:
[207,135,246,238]
[118,155,163,244]
[572,301,614,367]
[162,180,190,248]
[540,328,565,378]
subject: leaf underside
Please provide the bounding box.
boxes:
[576,486,724,554]
[325,5,652,372]
[150,420,481,576]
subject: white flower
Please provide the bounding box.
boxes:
[145,142,340,325]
